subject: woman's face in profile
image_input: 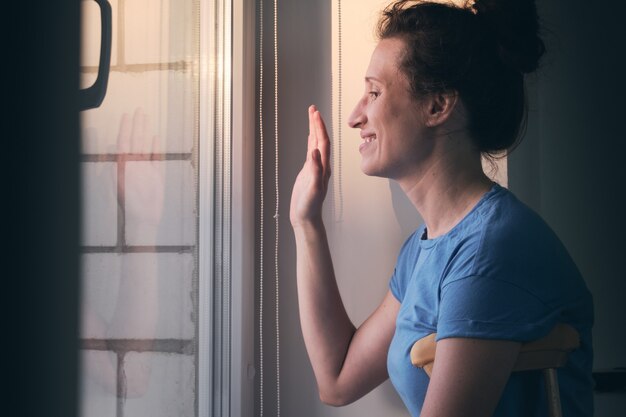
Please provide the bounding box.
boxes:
[348,37,434,181]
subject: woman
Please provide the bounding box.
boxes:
[289,1,594,416]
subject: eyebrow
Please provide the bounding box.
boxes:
[365,76,383,84]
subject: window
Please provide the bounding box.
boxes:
[78,1,253,416]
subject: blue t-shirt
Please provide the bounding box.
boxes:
[387,184,594,417]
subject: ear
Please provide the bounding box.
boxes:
[423,91,458,127]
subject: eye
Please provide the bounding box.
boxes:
[368,91,380,100]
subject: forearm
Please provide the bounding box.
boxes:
[109,253,158,338]
[293,219,356,395]
[422,338,520,417]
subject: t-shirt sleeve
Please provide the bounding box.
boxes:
[437,275,560,343]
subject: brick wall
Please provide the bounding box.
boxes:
[79,1,199,416]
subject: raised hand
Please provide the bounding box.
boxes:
[117,108,164,228]
[290,105,332,228]
[82,108,162,398]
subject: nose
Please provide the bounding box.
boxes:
[348,98,366,129]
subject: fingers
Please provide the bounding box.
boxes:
[307,105,317,161]
[313,109,331,181]
[310,148,323,189]
[305,104,331,183]
[311,148,321,169]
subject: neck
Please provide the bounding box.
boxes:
[397,149,494,239]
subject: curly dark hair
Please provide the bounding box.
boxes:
[377,0,545,156]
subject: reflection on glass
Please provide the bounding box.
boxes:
[79,1,199,416]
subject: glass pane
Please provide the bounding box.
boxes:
[79,1,199,416]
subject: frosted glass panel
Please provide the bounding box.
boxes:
[79,1,199,416]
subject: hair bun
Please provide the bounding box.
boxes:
[472,0,545,73]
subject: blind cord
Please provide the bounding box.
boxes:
[258,0,265,413]
[259,0,280,416]
[330,0,344,223]
[334,0,343,223]
[273,0,281,416]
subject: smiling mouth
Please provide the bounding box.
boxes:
[362,135,377,143]
[359,135,377,152]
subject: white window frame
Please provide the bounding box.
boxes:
[199,0,255,416]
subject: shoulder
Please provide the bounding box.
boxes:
[476,186,556,249]
[432,185,534,281]
[441,185,581,286]
[473,186,577,277]
[447,185,588,307]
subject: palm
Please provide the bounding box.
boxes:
[290,159,326,222]
[290,106,331,227]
